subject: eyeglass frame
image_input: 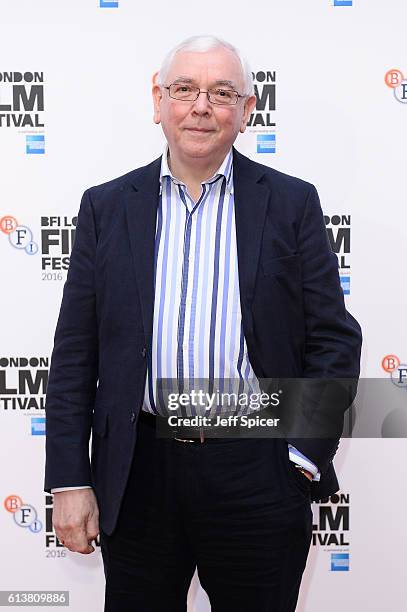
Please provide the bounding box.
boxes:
[162,83,248,106]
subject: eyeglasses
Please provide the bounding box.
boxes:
[163,83,246,105]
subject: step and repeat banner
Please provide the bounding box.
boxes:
[1,1,406,610]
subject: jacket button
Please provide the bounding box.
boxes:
[141,347,147,358]
[130,412,136,424]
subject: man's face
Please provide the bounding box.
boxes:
[152,47,256,163]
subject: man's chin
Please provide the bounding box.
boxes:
[179,141,219,159]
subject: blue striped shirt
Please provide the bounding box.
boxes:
[141,147,260,415]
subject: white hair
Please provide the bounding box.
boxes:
[157,35,254,96]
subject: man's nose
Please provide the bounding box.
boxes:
[191,91,212,113]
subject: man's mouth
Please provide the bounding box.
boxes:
[185,128,214,133]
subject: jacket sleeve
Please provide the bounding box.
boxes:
[285,184,362,474]
[44,188,99,492]
[299,185,362,379]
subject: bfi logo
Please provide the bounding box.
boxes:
[4,494,43,534]
[0,215,38,255]
[384,69,407,104]
[382,355,407,388]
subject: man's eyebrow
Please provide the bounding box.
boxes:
[211,80,237,89]
[171,76,195,84]
[171,76,237,89]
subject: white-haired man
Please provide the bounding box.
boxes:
[45,35,362,611]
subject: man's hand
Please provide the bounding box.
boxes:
[52,488,99,554]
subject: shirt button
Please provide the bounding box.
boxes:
[130,412,136,424]
[141,347,147,358]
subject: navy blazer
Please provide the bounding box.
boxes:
[44,148,362,536]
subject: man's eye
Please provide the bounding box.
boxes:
[215,89,233,98]
[175,85,192,93]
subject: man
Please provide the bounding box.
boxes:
[44,35,362,611]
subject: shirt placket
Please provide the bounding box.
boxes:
[176,184,207,397]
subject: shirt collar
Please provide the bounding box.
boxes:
[159,144,234,196]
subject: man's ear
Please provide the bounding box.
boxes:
[239,95,256,133]
[152,72,162,125]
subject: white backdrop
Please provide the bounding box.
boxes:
[1,0,407,610]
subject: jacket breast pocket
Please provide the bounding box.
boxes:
[261,254,301,277]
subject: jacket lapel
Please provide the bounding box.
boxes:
[124,157,161,345]
[232,147,270,338]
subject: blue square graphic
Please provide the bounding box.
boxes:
[334,0,353,6]
[100,0,119,7]
[331,553,350,571]
[257,134,276,154]
[340,276,350,295]
[31,417,46,436]
[26,135,45,155]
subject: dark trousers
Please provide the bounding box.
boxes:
[100,411,313,612]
